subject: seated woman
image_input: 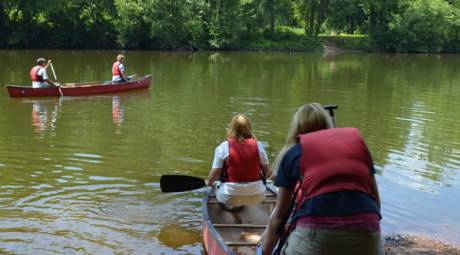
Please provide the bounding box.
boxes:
[260,103,383,255]
[206,114,272,210]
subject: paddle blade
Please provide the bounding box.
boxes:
[160,175,206,192]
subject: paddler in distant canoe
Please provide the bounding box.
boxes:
[112,54,129,83]
[30,58,59,88]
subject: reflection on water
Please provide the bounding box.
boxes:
[0,51,460,253]
[158,224,202,249]
[28,94,134,137]
[112,96,124,132]
[31,99,61,136]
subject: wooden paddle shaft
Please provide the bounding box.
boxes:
[50,62,57,80]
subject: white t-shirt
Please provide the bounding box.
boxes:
[32,67,49,88]
[212,140,269,196]
[112,63,125,81]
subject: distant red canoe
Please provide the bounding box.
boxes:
[6,75,152,97]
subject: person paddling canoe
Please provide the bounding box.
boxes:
[112,54,128,83]
[30,58,58,88]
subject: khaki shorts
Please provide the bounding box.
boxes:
[281,227,384,255]
[216,186,265,207]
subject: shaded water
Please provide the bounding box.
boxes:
[0,50,459,254]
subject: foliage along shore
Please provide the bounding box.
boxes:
[1,0,459,53]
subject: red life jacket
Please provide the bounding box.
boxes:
[224,138,261,182]
[298,128,374,202]
[112,61,122,76]
[30,66,44,82]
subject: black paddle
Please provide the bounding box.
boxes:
[160,175,206,192]
[324,104,338,127]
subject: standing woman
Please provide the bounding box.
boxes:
[260,103,383,255]
[206,114,272,209]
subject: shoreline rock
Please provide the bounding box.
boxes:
[384,234,460,255]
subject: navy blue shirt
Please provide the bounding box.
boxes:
[275,144,380,220]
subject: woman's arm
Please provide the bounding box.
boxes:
[268,173,277,182]
[206,168,222,186]
[207,142,226,186]
[261,164,272,181]
[44,59,51,69]
[260,187,293,255]
[370,175,381,209]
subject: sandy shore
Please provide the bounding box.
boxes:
[384,235,460,254]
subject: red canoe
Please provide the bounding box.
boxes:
[5,75,152,97]
[202,184,277,255]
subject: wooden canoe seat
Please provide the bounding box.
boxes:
[208,200,276,204]
[203,184,278,254]
[213,224,266,228]
[208,193,276,198]
[226,242,258,246]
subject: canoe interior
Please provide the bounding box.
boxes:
[204,185,277,255]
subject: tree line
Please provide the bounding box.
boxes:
[1,0,459,52]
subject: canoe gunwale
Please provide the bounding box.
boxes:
[202,187,235,255]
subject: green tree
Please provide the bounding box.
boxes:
[391,0,457,52]
[326,0,367,34]
[45,0,116,48]
[240,0,294,35]
[148,0,191,49]
[366,0,405,51]
[297,0,329,36]
[114,0,151,48]
[208,0,243,48]
[3,1,43,46]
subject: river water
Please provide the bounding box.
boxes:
[0,50,459,254]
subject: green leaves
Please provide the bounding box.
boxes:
[386,0,460,52]
[0,0,459,52]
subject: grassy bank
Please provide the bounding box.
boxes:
[238,28,374,52]
[239,31,323,52]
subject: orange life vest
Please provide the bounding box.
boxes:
[30,66,44,82]
[224,138,261,182]
[298,128,374,202]
[112,61,122,76]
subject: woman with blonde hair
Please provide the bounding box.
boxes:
[270,103,334,180]
[260,103,383,255]
[206,114,272,209]
[112,54,127,83]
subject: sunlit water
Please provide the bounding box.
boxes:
[0,50,459,254]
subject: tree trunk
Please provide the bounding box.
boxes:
[267,0,275,34]
[315,0,328,35]
[0,5,5,44]
[369,2,377,35]
[348,17,354,34]
[306,0,317,36]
